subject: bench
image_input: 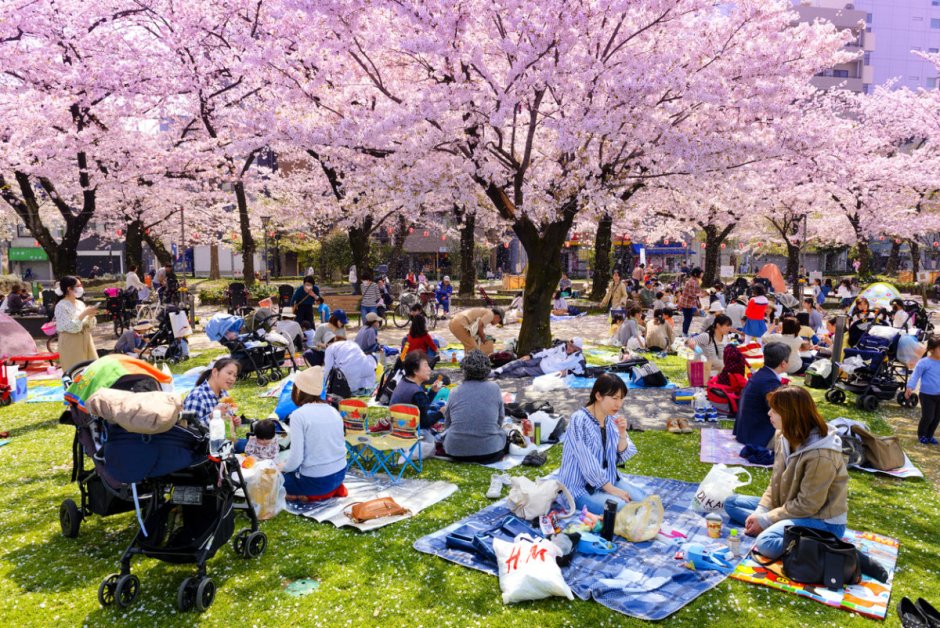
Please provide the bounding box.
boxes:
[322,294,361,316]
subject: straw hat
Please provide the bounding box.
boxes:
[294,366,324,397]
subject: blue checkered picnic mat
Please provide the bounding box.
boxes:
[413,474,755,621]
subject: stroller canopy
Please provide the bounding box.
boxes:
[0,313,39,357]
[773,292,800,310]
[756,264,786,293]
[205,313,245,341]
[858,282,902,311]
[65,354,171,408]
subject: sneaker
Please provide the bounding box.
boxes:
[486,473,506,499]
[369,417,391,433]
[706,407,719,423]
[920,437,929,444]
[928,437,939,445]
[693,409,706,423]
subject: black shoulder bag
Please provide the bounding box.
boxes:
[780,525,861,591]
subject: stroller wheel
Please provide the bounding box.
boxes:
[233,529,250,556]
[195,577,216,612]
[114,574,140,608]
[909,392,919,408]
[177,577,197,612]
[825,389,845,405]
[59,499,82,538]
[256,375,268,387]
[272,369,284,381]
[98,573,120,606]
[857,395,879,412]
[245,531,267,558]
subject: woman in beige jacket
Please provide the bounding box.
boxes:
[598,270,627,311]
[723,385,847,559]
[54,276,99,372]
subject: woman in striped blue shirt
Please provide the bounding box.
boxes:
[558,373,646,514]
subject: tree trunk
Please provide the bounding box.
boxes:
[910,239,921,276]
[233,181,256,286]
[885,240,901,276]
[458,211,476,297]
[349,218,373,293]
[856,239,872,277]
[590,214,613,301]
[390,215,410,281]
[786,242,801,299]
[142,231,173,267]
[125,219,144,273]
[209,244,221,280]
[701,224,733,287]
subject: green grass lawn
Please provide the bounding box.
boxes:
[0,351,937,626]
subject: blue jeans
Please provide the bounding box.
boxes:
[576,478,648,515]
[724,494,846,559]
[681,307,697,336]
[360,305,378,323]
[282,467,346,497]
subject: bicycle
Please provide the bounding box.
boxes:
[391,289,438,329]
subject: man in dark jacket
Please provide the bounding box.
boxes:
[733,342,790,448]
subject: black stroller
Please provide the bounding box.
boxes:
[137,305,189,364]
[277,284,295,314]
[58,357,266,612]
[105,288,137,337]
[825,322,919,412]
[226,282,252,316]
[207,309,294,386]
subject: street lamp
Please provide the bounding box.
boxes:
[261,215,271,283]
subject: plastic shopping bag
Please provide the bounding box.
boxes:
[691,464,751,513]
[494,534,574,604]
[245,461,286,520]
[169,310,193,338]
[614,495,664,542]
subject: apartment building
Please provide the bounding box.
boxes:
[793,0,875,93]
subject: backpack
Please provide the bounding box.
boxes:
[375,360,405,406]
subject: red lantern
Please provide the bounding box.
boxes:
[720,243,726,249]
[895,238,902,244]
[423,230,429,237]
[934,241,939,247]
[757,242,763,247]
[879,235,885,241]
[664,238,670,245]
[116,229,123,237]
[700,243,706,249]
[408,227,414,234]
[504,242,510,249]
[440,235,446,241]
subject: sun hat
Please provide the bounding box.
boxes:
[294,366,324,396]
[365,312,380,324]
[321,330,336,344]
[708,301,725,313]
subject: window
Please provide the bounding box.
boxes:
[932,18,940,28]
[864,51,871,65]
[933,1,940,6]
[866,13,872,25]
[16,224,32,238]
[833,70,850,78]
[931,48,940,53]
[928,78,939,89]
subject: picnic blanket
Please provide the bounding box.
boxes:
[583,348,621,366]
[432,442,555,471]
[414,474,756,621]
[285,470,457,531]
[566,372,678,391]
[731,530,899,620]
[550,312,588,321]
[27,373,199,404]
[700,428,924,478]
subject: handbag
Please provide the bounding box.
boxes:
[779,525,861,591]
[850,424,904,470]
[506,477,576,520]
[344,497,410,523]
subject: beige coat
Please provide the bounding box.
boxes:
[599,280,627,309]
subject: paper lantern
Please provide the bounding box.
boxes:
[440,235,446,241]
[895,238,902,244]
[757,242,763,247]
[879,235,885,241]
[408,227,414,234]
[116,229,123,237]
[720,243,726,249]
[423,230,429,237]
[664,238,670,245]
[700,243,706,249]
[504,242,510,249]
[933,241,938,247]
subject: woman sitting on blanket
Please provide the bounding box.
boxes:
[558,373,646,514]
[281,366,348,501]
[724,386,847,560]
[716,344,748,395]
[443,350,508,463]
[686,314,733,371]
[645,308,675,353]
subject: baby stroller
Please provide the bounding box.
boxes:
[226,282,252,316]
[137,305,189,364]
[206,308,294,386]
[897,299,934,336]
[104,288,137,337]
[277,284,294,314]
[825,324,917,412]
[726,277,751,302]
[58,356,266,612]
[771,292,800,317]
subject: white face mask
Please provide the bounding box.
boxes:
[73,287,84,298]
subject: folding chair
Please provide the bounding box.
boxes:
[366,404,423,482]
[339,399,374,475]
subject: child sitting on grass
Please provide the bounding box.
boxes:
[244,419,280,461]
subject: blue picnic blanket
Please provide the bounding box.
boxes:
[414,474,755,621]
[565,372,677,390]
[550,312,588,321]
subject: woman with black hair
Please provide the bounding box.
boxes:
[558,373,645,514]
[686,314,734,371]
[404,314,439,364]
[645,308,675,352]
[183,358,242,428]
[290,275,320,328]
[677,267,705,336]
[389,350,445,429]
[54,275,99,371]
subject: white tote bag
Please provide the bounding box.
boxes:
[690,464,752,513]
[494,534,574,604]
[169,310,192,338]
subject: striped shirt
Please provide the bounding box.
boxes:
[360,281,382,307]
[558,408,638,499]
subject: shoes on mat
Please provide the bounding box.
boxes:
[676,417,693,434]
[666,418,682,434]
[486,473,511,499]
[706,407,719,423]
[693,408,706,423]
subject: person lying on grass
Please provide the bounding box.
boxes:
[558,373,645,514]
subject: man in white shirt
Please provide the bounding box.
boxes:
[492,337,586,378]
[725,295,746,330]
[322,332,377,394]
[125,264,149,300]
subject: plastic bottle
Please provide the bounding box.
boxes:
[209,410,225,457]
[727,528,741,557]
[601,499,617,542]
